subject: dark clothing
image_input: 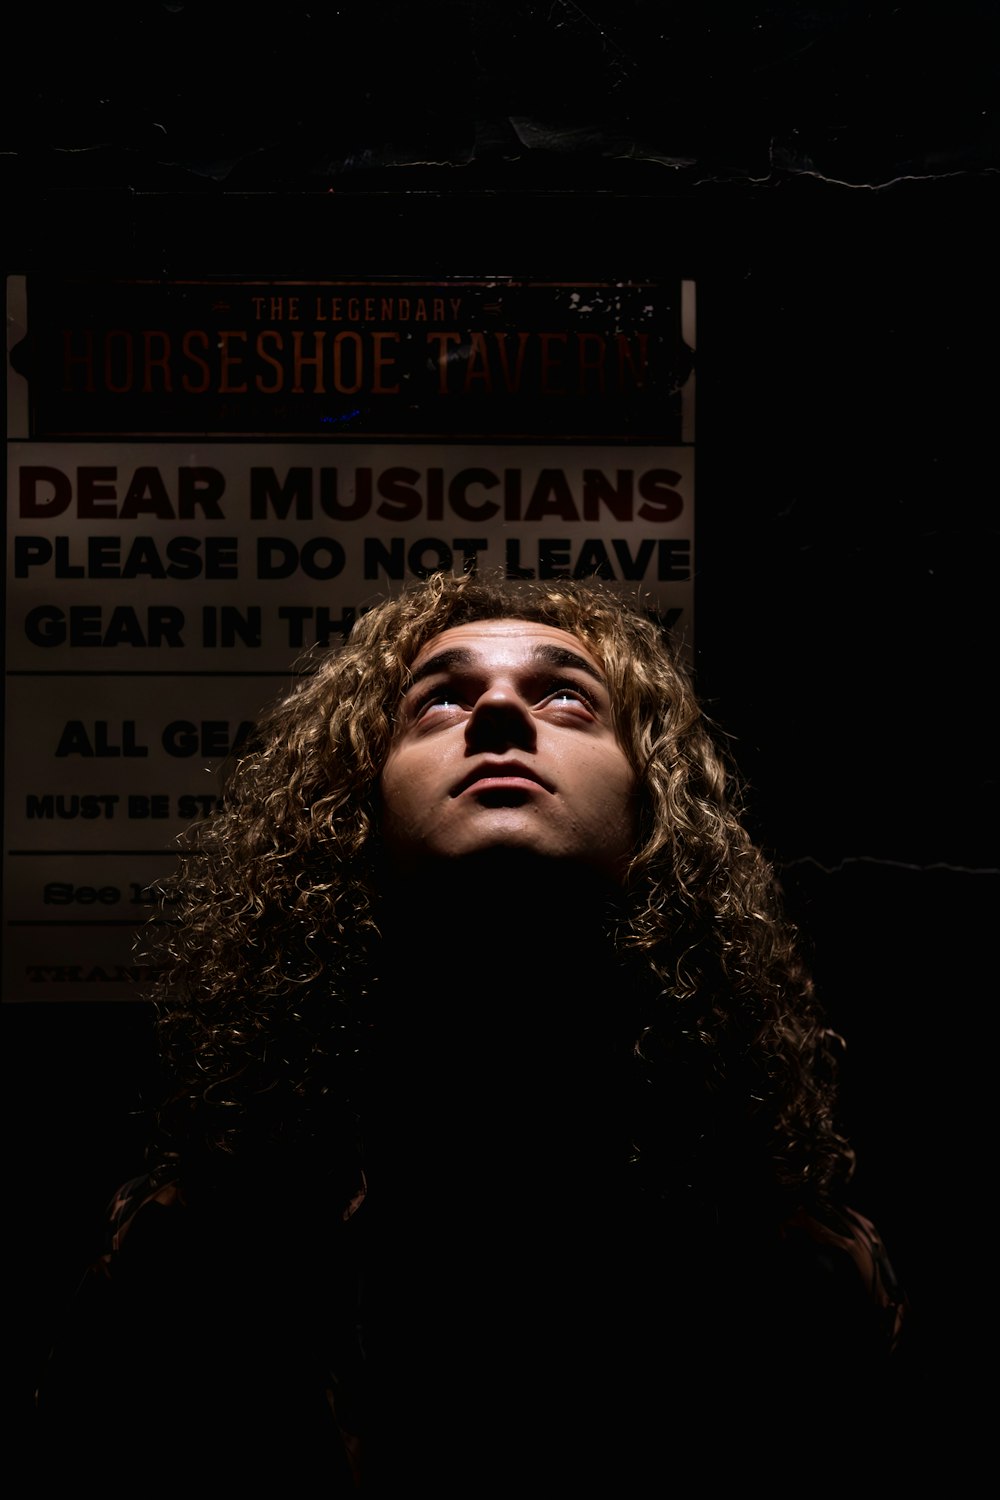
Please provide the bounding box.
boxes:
[35,1165,913,1495]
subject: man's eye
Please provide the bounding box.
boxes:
[545,682,595,708]
[417,689,463,713]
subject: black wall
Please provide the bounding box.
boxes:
[4,1,997,1477]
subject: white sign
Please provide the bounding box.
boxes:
[5,278,695,1000]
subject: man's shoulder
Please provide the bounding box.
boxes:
[779,1200,908,1338]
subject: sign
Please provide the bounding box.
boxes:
[4,275,695,1000]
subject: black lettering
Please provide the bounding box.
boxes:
[55,721,149,757]
[127,794,170,818]
[638,470,684,523]
[321,467,372,522]
[452,538,488,574]
[178,467,226,519]
[582,470,634,523]
[162,720,254,758]
[257,538,299,579]
[176,795,225,820]
[44,882,120,905]
[524,471,579,523]
[658,539,691,580]
[407,538,452,578]
[26,606,186,648]
[572,539,615,580]
[19,466,71,519]
[612,538,656,580]
[29,794,125,818]
[14,537,61,576]
[364,536,405,579]
[505,538,535,579]
[251,466,313,521]
[120,466,176,520]
[376,467,423,522]
[200,606,261,647]
[449,469,501,522]
[538,538,571,579]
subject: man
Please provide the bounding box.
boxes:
[37,573,910,1493]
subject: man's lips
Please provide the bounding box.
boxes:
[450,761,554,797]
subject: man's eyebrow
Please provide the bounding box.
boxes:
[530,644,607,687]
[403,647,475,693]
[403,642,607,693]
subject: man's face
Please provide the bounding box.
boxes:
[379,619,637,879]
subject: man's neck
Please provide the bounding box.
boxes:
[376,849,627,1019]
[367,852,636,1195]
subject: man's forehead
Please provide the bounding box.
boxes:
[406,619,605,676]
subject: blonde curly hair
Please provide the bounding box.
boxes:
[145,572,854,1216]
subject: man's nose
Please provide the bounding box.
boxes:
[465,681,536,752]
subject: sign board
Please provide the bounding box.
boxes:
[5,275,695,1000]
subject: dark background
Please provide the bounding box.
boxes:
[3,0,998,1475]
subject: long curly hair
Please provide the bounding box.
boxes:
[144,572,855,1218]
